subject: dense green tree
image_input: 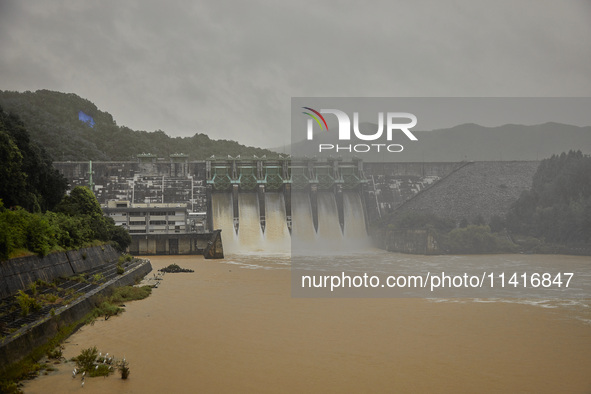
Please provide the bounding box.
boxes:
[56,186,103,217]
[0,106,67,211]
[0,90,278,161]
[88,215,115,243]
[55,186,131,251]
[0,201,58,259]
[1,189,133,260]
[442,225,516,254]
[110,225,132,252]
[45,211,92,249]
[0,131,27,208]
[506,151,591,243]
[0,113,133,259]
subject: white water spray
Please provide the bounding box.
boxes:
[212,191,368,255]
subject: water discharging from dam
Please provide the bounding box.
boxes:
[211,193,239,253]
[264,193,292,253]
[237,193,265,251]
[212,191,369,254]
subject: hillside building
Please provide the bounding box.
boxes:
[103,200,207,234]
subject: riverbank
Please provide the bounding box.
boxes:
[23,255,591,393]
[0,256,152,391]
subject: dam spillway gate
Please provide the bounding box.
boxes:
[205,157,369,238]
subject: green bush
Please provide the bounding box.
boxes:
[441,225,517,254]
[513,235,543,251]
[39,293,59,304]
[46,346,63,360]
[16,290,41,316]
[0,186,133,261]
[117,359,130,379]
[507,151,591,243]
[88,301,123,322]
[89,363,112,377]
[24,213,55,256]
[118,254,133,264]
[73,346,98,372]
[92,273,104,283]
[111,225,131,252]
[70,274,87,283]
[85,285,152,325]
[110,286,152,304]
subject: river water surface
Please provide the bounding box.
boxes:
[23,253,591,393]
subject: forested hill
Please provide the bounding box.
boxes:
[0,90,276,161]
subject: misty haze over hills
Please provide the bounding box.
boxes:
[1,90,589,163]
[0,90,276,161]
[285,121,591,162]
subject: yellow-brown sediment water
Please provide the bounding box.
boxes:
[22,254,591,393]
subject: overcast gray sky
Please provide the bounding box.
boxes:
[1,0,590,149]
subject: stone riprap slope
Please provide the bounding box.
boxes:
[394,161,539,223]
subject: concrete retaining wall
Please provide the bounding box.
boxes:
[371,228,440,255]
[66,246,119,274]
[0,260,152,370]
[0,245,120,300]
[129,231,224,258]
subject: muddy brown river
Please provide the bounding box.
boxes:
[23,254,591,393]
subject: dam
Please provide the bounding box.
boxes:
[53,156,374,254]
[53,157,539,254]
[206,157,370,253]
